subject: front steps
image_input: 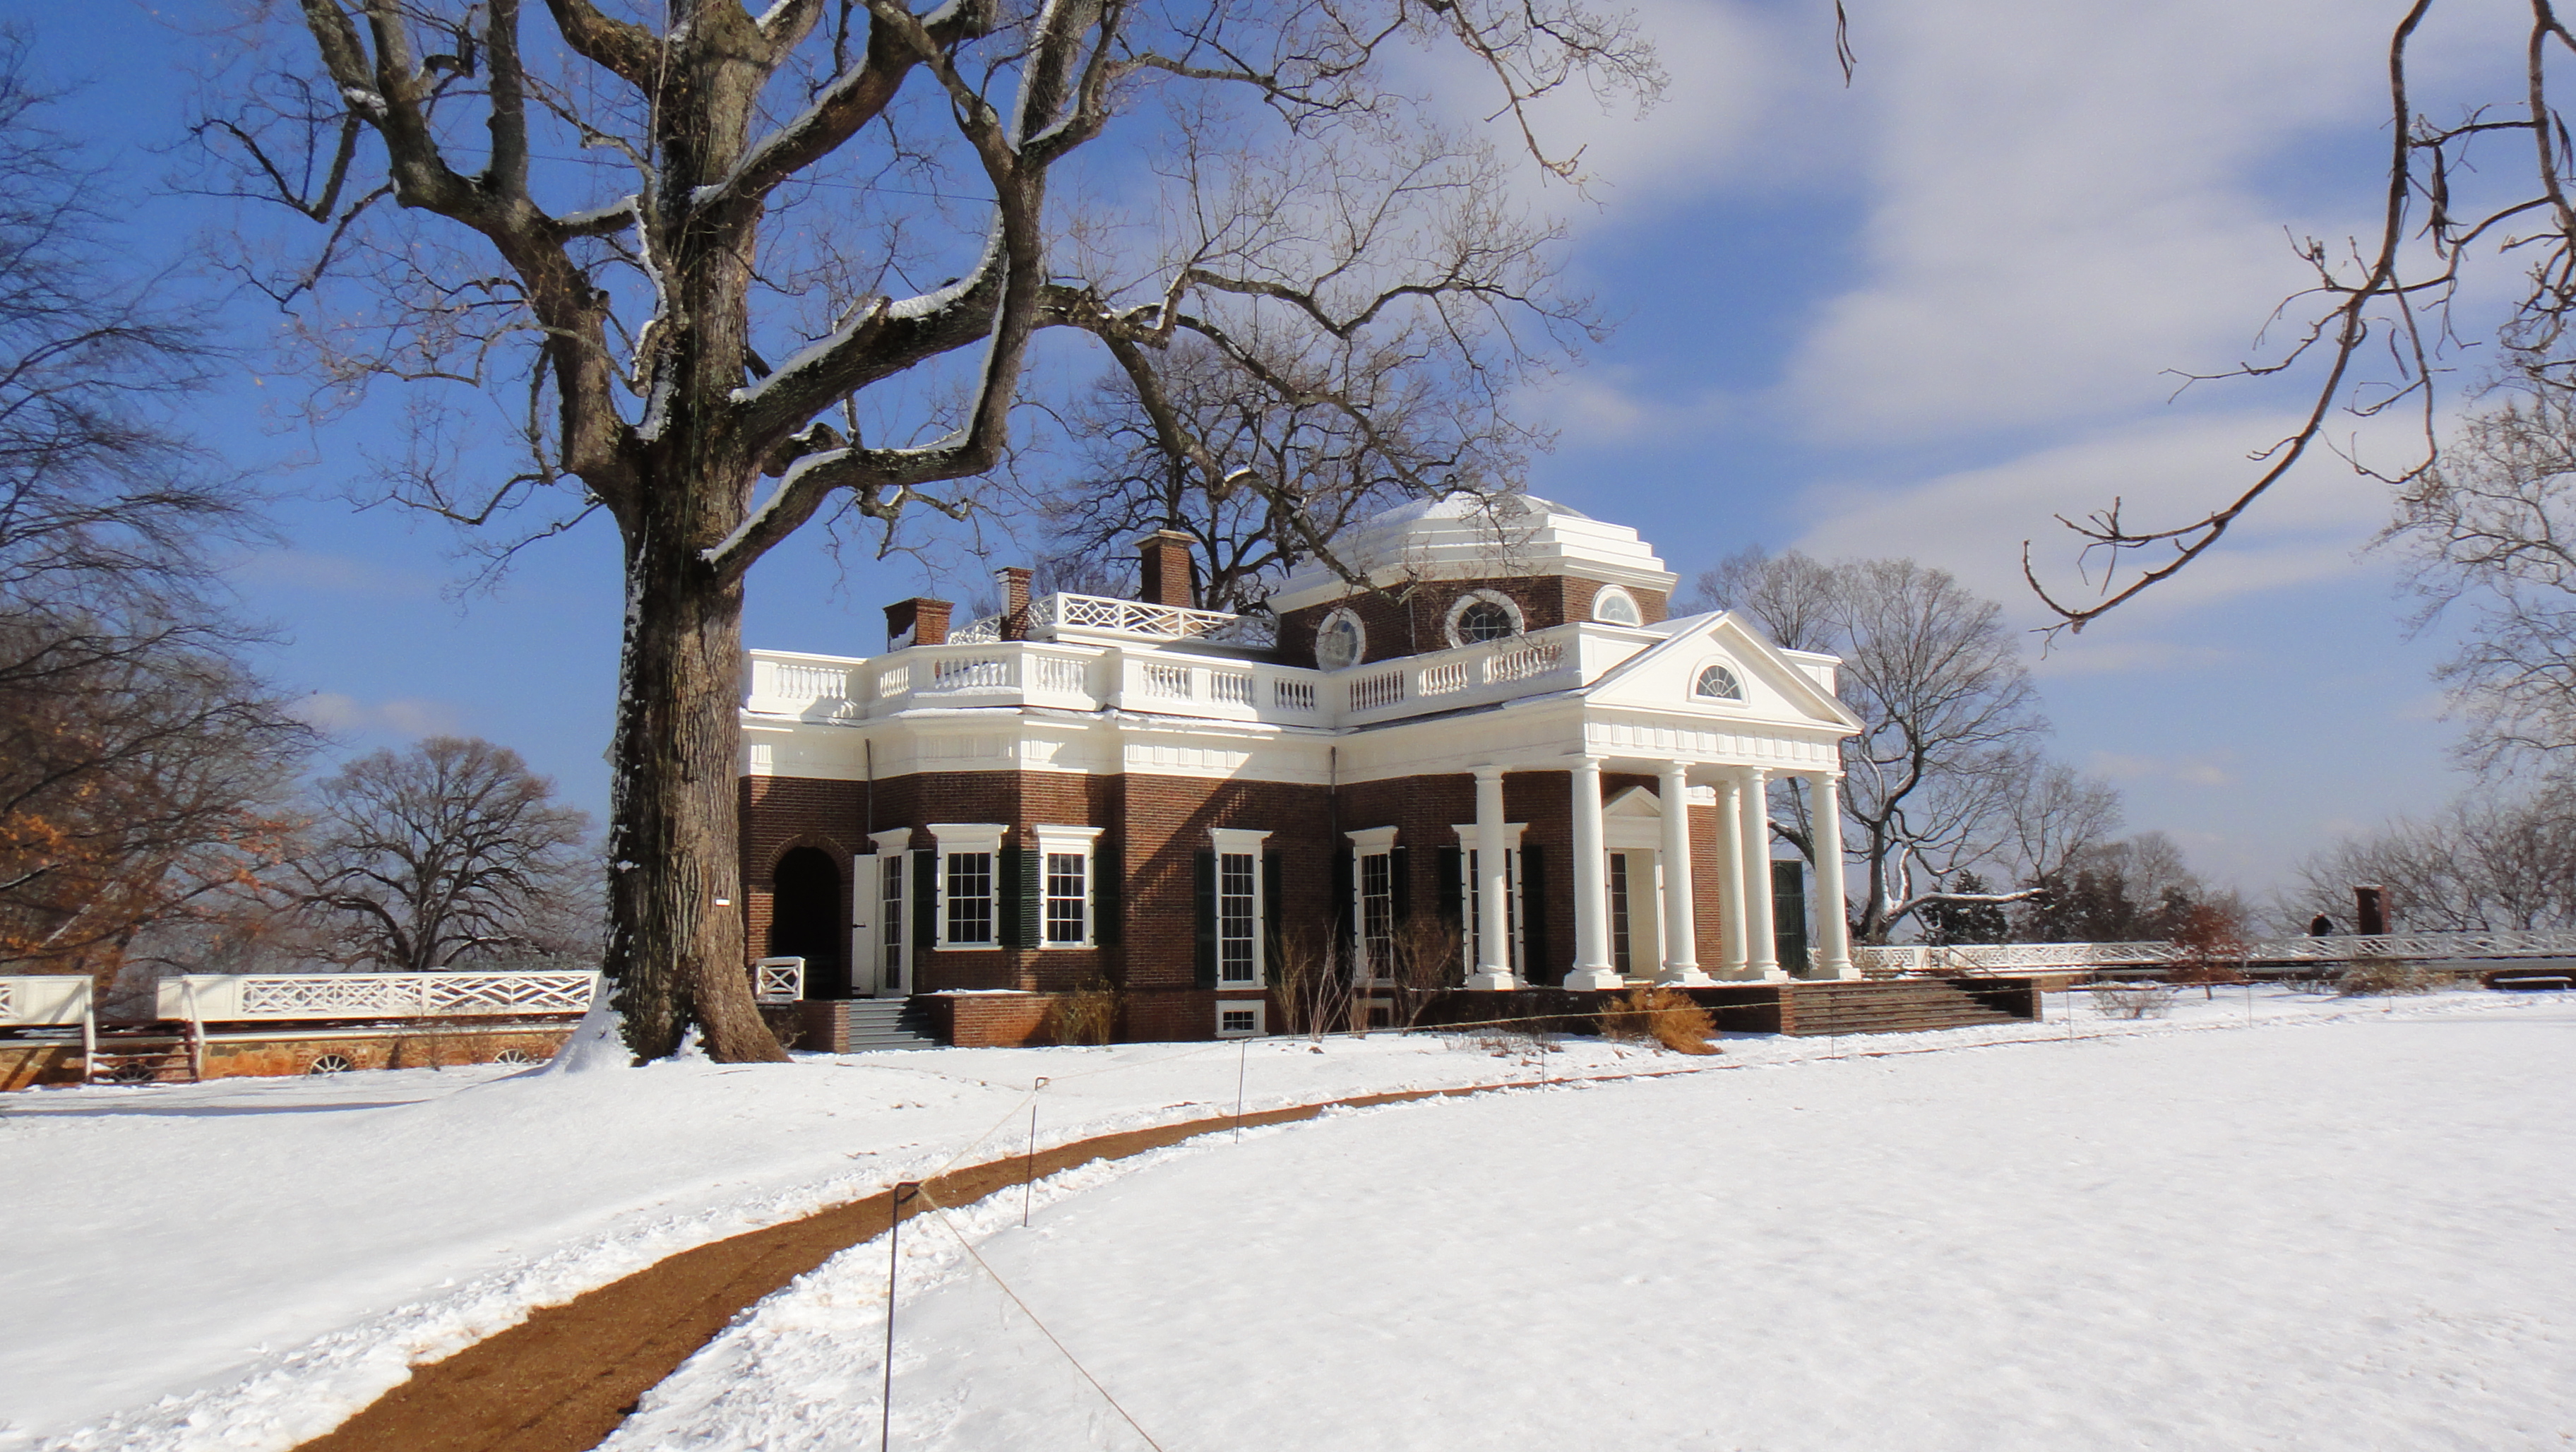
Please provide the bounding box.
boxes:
[799,997,943,1052]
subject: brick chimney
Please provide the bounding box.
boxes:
[1138,530,1196,607]
[2354,883,2388,936]
[883,597,952,650]
[995,566,1033,640]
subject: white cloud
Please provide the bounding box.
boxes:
[2088,748,2240,790]
[239,549,441,600]
[292,693,462,737]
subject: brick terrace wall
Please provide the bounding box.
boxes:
[931,992,1056,1047]
[198,1023,576,1078]
[739,774,867,993]
[0,1040,81,1090]
[1277,575,1672,669]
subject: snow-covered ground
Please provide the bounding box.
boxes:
[4,987,2568,1450]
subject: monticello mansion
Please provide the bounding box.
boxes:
[736,494,1866,1042]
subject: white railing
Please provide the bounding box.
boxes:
[1486,641,1566,684]
[156,972,600,1023]
[1852,929,2576,977]
[1348,670,1405,712]
[875,663,912,698]
[948,613,1004,644]
[1032,593,1239,640]
[744,653,868,722]
[0,975,90,1027]
[751,956,806,1003]
[1033,655,1088,694]
[1210,669,1254,705]
[1421,660,1470,696]
[930,654,1011,689]
[1272,678,1317,712]
[1140,662,1193,700]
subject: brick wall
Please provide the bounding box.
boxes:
[0,1041,80,1090]
[934,992,1056,1048]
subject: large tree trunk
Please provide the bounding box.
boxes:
[602,501,786,1064]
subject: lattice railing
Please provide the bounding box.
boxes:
[161,971,601,1022]
[1852,929,2576,977]
[1033,593,1238,639]
[751,957,806,1002]
[948,613,1004,644]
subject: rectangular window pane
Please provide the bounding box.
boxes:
[1609,852,1630,974]
[882,856,905,977]
[1222,1008,1256,1033]
[1045,850,1087,945]
[946,851,994,944]
[1359,852,1393,980]
[1218,851,1257,982]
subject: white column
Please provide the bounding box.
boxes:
[1715,772,1750,978]
[1657,763,1714,986]
[1739,766,1784,981]
[1807,772,1859,979]
[1467,765,1518,990]
[1565,757,1621,991]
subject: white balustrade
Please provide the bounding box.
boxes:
[1272,678,1317,712]
[1485,641,1566,684]
[1851,929,2576,978]
[1348,670,1405,712]
[929,654,1011,690]
[1420,661,1470,696]
[1141,662,1193,700]
[948,613,1004,644]
[1032,655,1088,694]
[1210,670,1253,705]
[155,971,600,1023]
[1032,593,1239,640]
[0,975,89,1026]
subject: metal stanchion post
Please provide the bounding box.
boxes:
[883,1181,917,1452]
[1233,1037,1249,1141]
[1022,1077,1048,1228]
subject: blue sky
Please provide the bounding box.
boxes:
[13,0,2500,900]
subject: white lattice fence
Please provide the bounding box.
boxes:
[160,972,598,1022]
[751,957,805,1002]
[1853,930,2576,977]
[1034,593,1237,639]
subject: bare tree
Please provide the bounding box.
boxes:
[1697,549,2097,942]
[2022,4,2576,635]
[296,737,597,974]
[0,32,316,994]
[203,0,1654,1061]
[2387,381,2576,776]
[2291,787,2576,934]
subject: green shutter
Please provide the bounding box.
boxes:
[1331,848,1355,980]
[1262,850,1284,986]
[1518,843,1548,986]
[1389,845,1411,924]
[1000,847,1041,949]
[1772,858,1811,972]
[1092,840,1120,947]
[1436,845,1462,930]
[911,848,935,951]
[1193,850,1217,988]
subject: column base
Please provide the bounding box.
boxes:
[1462,971,1521,992]
[1806,963,1863,981]
[1656,965,1718,987]
[1562,967,1625,992]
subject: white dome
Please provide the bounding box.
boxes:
[1266,491,1674,613]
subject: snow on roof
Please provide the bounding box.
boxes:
[1266,491,1676,612]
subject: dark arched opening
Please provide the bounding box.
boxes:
[769,847,848,999]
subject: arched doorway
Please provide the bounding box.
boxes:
[769,847,848,999]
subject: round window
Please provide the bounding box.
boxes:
[1443,589,1525,647]
[1315,608,1366,670]
[1694,664,1743,701]
[1592,586,1642,626]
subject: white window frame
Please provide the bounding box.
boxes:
[1450,822,1528,976]
[1591,584,1642,626]
[928,823,1006,950]
[1032,825,1104,948]
[1215,1001,1267,1038]
[869,829,913,989]
[1346,826,1400,984]
[1443,588,1525,648]
[1209,827,1272,987]
[1315,607,1367,671]
[1692,657,1746,703]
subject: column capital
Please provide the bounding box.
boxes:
[1472,762,1506,782]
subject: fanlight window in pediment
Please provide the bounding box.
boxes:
[1693,662,1744,701]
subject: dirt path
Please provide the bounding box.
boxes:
[296,1069,1700,1452]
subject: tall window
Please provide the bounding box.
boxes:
[1218,852,1258,984]
[1359,852,1395,982]
[946,850,994,945]
[1045,852,1087,945]
[880,854,905,984]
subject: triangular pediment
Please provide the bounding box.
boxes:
[1580,612,1863,734]
[1604,785,1663,817]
